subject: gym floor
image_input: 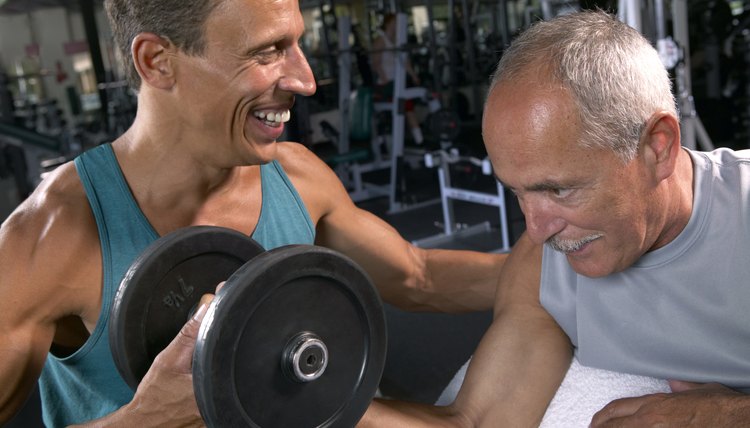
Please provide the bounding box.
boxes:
[4,164,526,427]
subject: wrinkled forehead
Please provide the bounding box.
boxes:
[204,0,303,45]
[482,81,582,152]
[482,82,605,186]
[210,0,299,24]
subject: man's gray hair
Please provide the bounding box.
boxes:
[488,11,677,162]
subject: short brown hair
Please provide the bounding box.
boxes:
[104,0,221,89]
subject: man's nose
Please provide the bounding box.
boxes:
[280,45,316,96]
[518,195,566,245]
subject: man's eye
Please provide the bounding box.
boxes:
[255,46,283,61]
[551,188,573,198]
[262,48,281,56]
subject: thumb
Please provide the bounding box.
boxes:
[157,294,213,373]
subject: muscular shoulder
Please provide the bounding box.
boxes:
[273,141,330,179]
[2,161,95,245]
[273,141,352,221]
[0,161,101,321]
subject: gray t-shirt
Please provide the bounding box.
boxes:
[540,148,750,392]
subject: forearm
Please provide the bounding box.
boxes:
[315,205,506,313]
[69,397,202,428]
[404,248,507,313]
[456,307,571,427]
[456,234,571,426]
[69,403,140,428]
[359,399,469,428]
[359,306,570,427]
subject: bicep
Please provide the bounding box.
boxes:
[0,195,96,422]
[279,144,418,302]
[316,200,419,304]
[0,230,57,422]
[449,234,572,426]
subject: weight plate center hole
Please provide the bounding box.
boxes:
[282,332,329,383]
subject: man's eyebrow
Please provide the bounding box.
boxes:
[498,180,569,193]
[494,175,515,191]
[527,181,566,192]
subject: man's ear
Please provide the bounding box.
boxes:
[131,33,176,90]
[641,112,681,182]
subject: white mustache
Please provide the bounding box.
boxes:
[547,233,603,253]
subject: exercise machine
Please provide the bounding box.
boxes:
[413,148,510,253]
[325,13,450,213]
[618,0,714,151]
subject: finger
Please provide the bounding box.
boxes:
[215,281,226,293]
[590,397,648,427]
[157,295,213,372]
[668,379,706,392]
[670,379,738,394]
[193,293,214,322]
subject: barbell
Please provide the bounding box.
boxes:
[109,226,387,427]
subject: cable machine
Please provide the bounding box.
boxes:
[618,0,714,151]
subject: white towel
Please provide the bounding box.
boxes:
[436,355,671,427]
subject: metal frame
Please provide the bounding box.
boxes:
[618,0,714,151]
[413,150,510,253]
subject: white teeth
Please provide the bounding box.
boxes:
[253,109,291,124]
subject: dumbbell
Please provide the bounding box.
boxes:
[109,226,387,427]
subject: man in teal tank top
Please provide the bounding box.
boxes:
[0,0,508,426]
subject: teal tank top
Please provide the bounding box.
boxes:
[540,148,750,392]
[39,143,315,426]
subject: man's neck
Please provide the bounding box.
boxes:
[110,123,250,233]
[651,149,695,251]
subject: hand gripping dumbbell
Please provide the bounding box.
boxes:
[109,226,387,427]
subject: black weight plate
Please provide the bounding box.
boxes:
[110,226,265,390]
[194,245,387,428]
